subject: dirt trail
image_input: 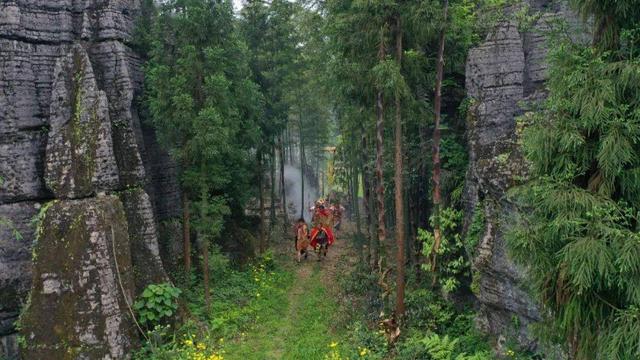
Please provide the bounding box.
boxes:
[225,222,357,360]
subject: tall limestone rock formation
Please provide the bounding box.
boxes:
[0,1,181,358]
[463,0,584,352]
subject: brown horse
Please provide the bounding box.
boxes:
[311,226,329,261]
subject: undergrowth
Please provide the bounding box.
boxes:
[134,248,291,359]
[133,233,538,360]
[330,238,539,360]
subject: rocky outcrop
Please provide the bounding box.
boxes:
[0,1,179,359]
[463,0,584,352]
[119,188,170,294]
[45,44,120,198]
[19,197,137,359]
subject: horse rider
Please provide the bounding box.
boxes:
[309,198,335,251]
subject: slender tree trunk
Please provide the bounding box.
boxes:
[430,0,449,277]
[203,238,210,310]
[299,115,305,218]
[280,135,288,223]
[258,153,266,254]
[270,144,276,232]
[375,26,387,261]
[393,16,405,318]
[182,192,191,273]
[289,125,294,164]
[408,183,418,270]
[353,165,362,235]
[361,130,376,266]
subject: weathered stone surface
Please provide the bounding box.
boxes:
[0,39,62,134]
[0,1,182,358]
[20,196,137,360]
[90,40,147,187]
[0,1,137,44]
[0,333,19,360]
[0,202,39,319]
[465,20,539,349]
[119,188,170,294]
[463,0,584,352]
[140,122,183,274]
[45,44,120,199]
[141,124,182,221]
[0,132,49,203]
[0,201,37,359]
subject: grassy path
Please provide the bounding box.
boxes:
[224,228,353,360]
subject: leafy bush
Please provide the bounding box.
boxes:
[418,208,470,294]
[134,283,182,328]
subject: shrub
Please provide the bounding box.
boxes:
[134,283,182,328]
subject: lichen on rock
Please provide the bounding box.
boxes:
[463,1,562,352]
[19,196,137,360]
[0,2,182,358]
[45,44,120,199]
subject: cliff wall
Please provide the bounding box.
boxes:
[463,0,583,352]
[0,1,180,358]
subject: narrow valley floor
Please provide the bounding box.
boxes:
[223,225,356,360]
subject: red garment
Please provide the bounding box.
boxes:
[312,207,331,224]
[310,226,334,247]
[316,208,331,217]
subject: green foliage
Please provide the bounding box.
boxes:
[514,4,541,33]
[507,16,640,358]
[372,58,410,99]
[569,0,640,50]
[418,208,469,294]
[441,138,467,173]
[464,203,485,259]
[145,0,263,243]
[135,253,291,359]
[398,333,491,360]
[134,283,182,328]
[441,136,469,205]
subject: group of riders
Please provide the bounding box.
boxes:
[293,198,345,262]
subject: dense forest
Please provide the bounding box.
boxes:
[0,0,639,359]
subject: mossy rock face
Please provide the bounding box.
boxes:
[0,202,39,321]
[20,196,137,360]
[118,187,170,295]
[89,41,147,188]
[45,44,119,199]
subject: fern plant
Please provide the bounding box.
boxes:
[398,333,492,360]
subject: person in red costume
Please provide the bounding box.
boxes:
[309,199,335,249]
[309,224,335,247]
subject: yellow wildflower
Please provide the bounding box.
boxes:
[330,342,338,348]
[196,343,206,350]
[184,339,193,346]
